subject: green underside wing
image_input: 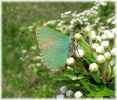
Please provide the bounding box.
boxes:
[36,27,72,71]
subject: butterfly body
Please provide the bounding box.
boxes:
[36,27,76,71]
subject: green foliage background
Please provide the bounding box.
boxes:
[2,2,94,98]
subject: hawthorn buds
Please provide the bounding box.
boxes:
[75,33,82,40]
[111,48,116,56]
[60,86,67,94]
[75,48,84,58]
[97,55,106,64]
[74,91,83,99]
[96,46,105,54]
[66,57,75,65]
[101,41,109,49]
[104,52,111,60]
[89,63,98,72]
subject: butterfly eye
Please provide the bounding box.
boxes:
[71,37,75,42]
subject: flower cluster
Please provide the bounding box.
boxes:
[43,2,116,98]
[20,45,42,75]
[21,1,115,98]
[56,86,83,99]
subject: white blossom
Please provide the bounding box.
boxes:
[92,43,99,50]
[89,63,98,72]
[74,91,83,99]
[75,48,84,58]
[32,56,41,61]
[74,33,82,40]
[91,30,96,40]
[84,26,91,33]
[22,50,27,54]
[106,32,114,39]
[101,33,108,40]
[36,63,41,67]
[64,11,71,15]
[104,30,110,34]
[68,25,74,30]
[60,86,67,94]
[43,20,56,26]
[112,28,117,34]
[100,2,107,6]
[101,41,109,49]
[66,57,75,65]
[70,19,75,25]
[66,90,74,97]
[104,52,111,60]
[56,94,64,99]
[107,18,112,23]
[31,46,37,50]
[96,35,102,42]
[96,46,105,54]
[97,55,106,64]
[111,48,116,56]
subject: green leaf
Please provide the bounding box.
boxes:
[91,71,101,83]
[78,37,96,63]
[80,80,103,93]
[80,80,115,97]
[87,87,115,98]
[111,66,115,79]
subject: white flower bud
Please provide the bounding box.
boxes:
[71,76,78,80]
[64,11,71,15]
[100,2,107,6]
[71,19,76,25]
[96,46,105,54]
[104,52,111,60]
[66,90,73,97]
[74,91,83,99]
[112,20,116,25]
[22,50,27,54]
[104,30,114,39]
[112,28,117,34]
[91,43,99,50]
[66,66,72,70]
[111,48,116,56]
[74,33,82,40]
[101,33,107,40]
[91,30,96,40]
[101,1,107,5]
[96,35,102,42]
[60,86,67,94]
[68,25,74,30]
[31,46,37,50]
[32,56,41,61]
[107,18,112,23]
[75,48,84,58]
[36,63,41,67]
[97,55,106,64]
[106,32,114,39]
[104,30,110,34]
[89,63,98,72]
[101,41,109,49]
[56,94,64,99]
[66,57,75,65]
[84,26,91,33]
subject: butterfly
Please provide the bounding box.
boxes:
[36,27,77,72]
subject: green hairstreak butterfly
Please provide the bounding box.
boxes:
[36,27,77,71]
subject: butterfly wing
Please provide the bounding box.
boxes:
[36,27,72,71]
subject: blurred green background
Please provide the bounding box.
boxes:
[2,2,94,98]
